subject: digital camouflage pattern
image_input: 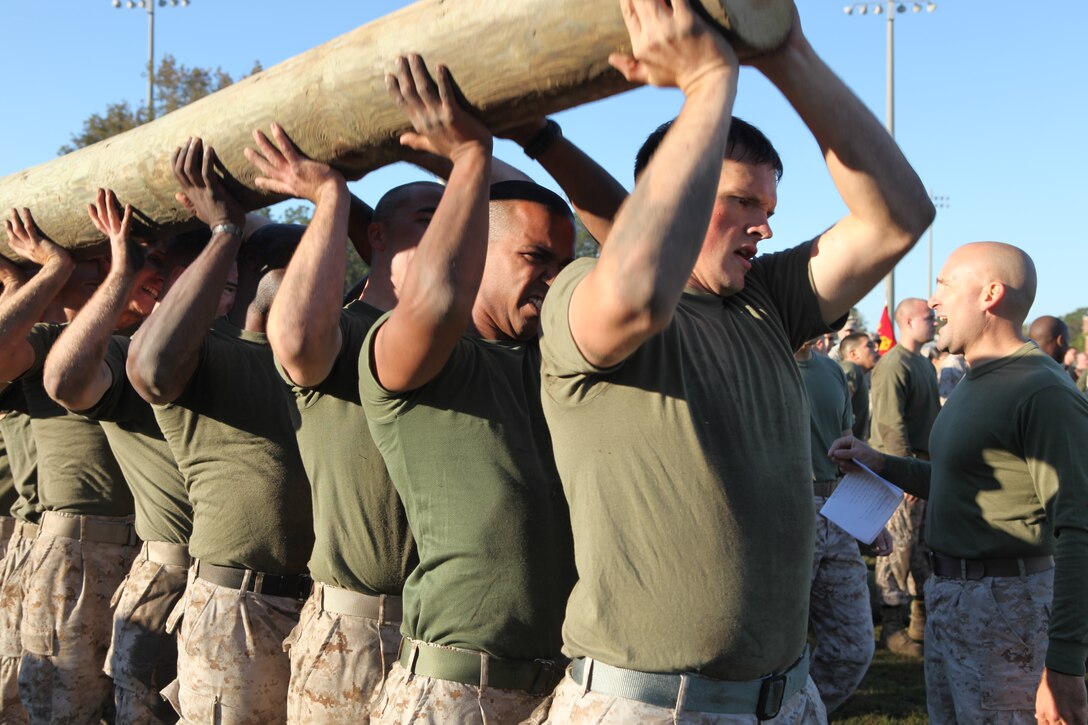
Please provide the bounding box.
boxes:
[0,532,35,725]
[284,583,401,723]
[526,671,828,724]
[808,498,874,714]
[875,496,930,606]
[104,547,188,724]
[17,519,136,724]
[370,662,547,724]
[160,571,301,724]
[924,570,1052,723]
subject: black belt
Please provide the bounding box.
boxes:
[397,637,559,695]
[929,552,1054,580]
[194,560,311,600]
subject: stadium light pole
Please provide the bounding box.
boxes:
[927,193,950,299]
[843,1,938,314]
[111,0,191,121]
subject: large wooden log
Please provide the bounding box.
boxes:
[0,0,792,261]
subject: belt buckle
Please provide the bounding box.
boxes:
[756,672,787,720]
[528,658,556,695]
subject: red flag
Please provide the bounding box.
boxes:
[877,305,896,355]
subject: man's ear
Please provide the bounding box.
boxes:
[980,281,1006,312]
[368,222,386,253]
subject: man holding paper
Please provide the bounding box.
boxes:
[829,242,1088,725]
[795,339,891,713]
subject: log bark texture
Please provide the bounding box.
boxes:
[0,0,792,261]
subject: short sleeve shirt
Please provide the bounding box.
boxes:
[153,320,313,574]
[539,241,833,679]
[0,385,40,523]
[360,314,576,661]
[277,301,416,595]
[19,323,131,516]
[798,352,853,482]
[78,336,192,544]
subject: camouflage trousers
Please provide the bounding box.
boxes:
[0,531,35,725]
[808,499,874,714]
[924,569,1052,724]
[160,568,302,724]
[104,543,189,725]
[371,661,547,724]
[284,582,402,723]
[525,669,827,724]
[875,496,930,606]
[18,513,138,725]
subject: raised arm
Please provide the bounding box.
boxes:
[0,209,74,383]
[567,0,738,368]
[249,123,351,388]
[44,190,143,411]
[503,118,629,245]
[0,256,28,306]
[371,54,492,393]
[749,9,935,324]
[127,138,245,404]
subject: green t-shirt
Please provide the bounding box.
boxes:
[154,320,313,574]
[0,425,14,516]
[277,301,415,595]
[0,386,40,523]
[360,313,576,661]
[798,353,853,483]
[19,323,132,516]
[76,336,192,545]
[540,242,834,680]
[839,360,871,440]
[869,344,940,457]
[885,343,1088,676]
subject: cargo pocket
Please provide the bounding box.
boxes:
[164,596,186,637]
[20,626,55,657]
[979,578,1048,711]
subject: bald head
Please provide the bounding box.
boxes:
[894,298,929,327]
[1028,315,1070,363]
[948,242,1037,324]
[894,297,936,348]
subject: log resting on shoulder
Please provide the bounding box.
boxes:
[0,0,793,261]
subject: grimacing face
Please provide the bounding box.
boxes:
[930,254,981,355]
[688,159,777,298]
[476,200,575,341]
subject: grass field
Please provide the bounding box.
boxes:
[831,639,928,723]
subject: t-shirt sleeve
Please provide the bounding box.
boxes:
[16,323,64,381]
[78,337,142,423]
[358,310,407,424]
[747,240,844,351]
[539,256,622,378]
[1018,384,1088,675]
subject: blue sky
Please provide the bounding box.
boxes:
[2,1,1085,328]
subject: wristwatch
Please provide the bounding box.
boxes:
[210,223,244,238]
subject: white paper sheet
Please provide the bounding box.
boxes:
[818,461,904,544]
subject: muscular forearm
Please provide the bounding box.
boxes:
[269,180,351,387]
[347,192,374,266]
[128,231,240,403]
[0,256,73,381]
[374,147,491,392]
[532,136,627,246]
[43,270,133,410]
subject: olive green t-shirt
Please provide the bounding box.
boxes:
[798,353,853,483]
[18,323,132,516]
[0,426,14,516]
[76,336,192,545]
[0,386,40,524]
[540,242,834,680]
[360,314,576,661]
[869,344,940,457]
[839,360,871,440]
[885,343,1088,675]
[277,301,415,595]
[154,320,313,574]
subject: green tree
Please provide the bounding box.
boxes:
[574,216,600,259]
[59,55,261,154]
[1061,307,1088,353]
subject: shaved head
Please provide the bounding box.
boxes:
[894,298,929,327]
[372,181,444,225]
[948,242,1037,323]
[1028,315,1070,363]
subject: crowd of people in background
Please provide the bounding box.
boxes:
[0,1,1085,724]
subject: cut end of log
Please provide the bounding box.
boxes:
[714,0,795,56]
